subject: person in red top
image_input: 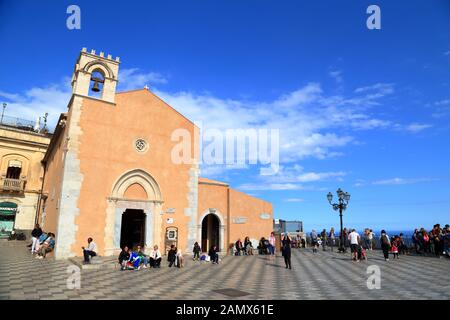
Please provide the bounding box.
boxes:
[391,237,399,259]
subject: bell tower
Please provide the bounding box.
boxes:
[71,48,120,104]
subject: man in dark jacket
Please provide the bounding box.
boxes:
[118,246,130,270]
[168,245,177,267]
[281,234,292,269]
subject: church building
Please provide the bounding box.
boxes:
[39,49,273,259]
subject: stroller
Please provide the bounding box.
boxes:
[357,245,367,261]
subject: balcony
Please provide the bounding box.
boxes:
[0,177,26,193]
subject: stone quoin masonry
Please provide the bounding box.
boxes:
[38,49,273,259]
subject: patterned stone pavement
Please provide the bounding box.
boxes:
[0,240,449,300]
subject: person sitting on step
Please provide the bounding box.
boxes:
[118,246,130,271]
[129,249,142,270]
[149,245,162,268]
[82,237,97,264]
[36,233,55,259]
[167,245,177,267]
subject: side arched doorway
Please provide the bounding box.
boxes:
[201,213,220,252]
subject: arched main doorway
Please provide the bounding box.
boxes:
[104,169,163,257]
[201,214,220,251]
[120,209,146,249]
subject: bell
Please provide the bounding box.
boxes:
[91,79,101,92]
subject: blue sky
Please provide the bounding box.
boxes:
[0,0,449,232]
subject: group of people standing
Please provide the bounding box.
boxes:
[412,224,450,257]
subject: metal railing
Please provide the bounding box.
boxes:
[0,115,42,132]
[0,178,25,192]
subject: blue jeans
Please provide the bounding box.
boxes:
[269,245,275,255]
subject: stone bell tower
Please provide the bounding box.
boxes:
[71,48,120,103]
[54,48,121,259]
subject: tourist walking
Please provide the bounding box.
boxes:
[310,230,318,253]
[281,233,292,269]
[193,242,201,261]
[368,229,375,250]
[329,228,336,252]
[268,232,276,259]
[31,223,43,254]
[320,229,328,251]
[209,245,219,264]
[82,237,97,264]
[348,229,360,261]
[364,229,371,250]
[380,230,391,261]
[391,236,400,259]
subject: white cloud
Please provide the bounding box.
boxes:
[354,83,394,94]
[373,177,436,185]
[404,123,433,133]
[237,183,304,191]
[434,99,450,106]
[118,68,167,91]
[0,74,402,169]
[0,80,71,130]
[297,171,346,183]
[329,70,343,84]
[284,198,305,202]
[431,99,450,118]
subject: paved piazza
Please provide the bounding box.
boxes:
[0,241,448,300]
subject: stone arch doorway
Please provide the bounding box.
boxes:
[201,213,220,252]
[104,169,163,256]
[200,209,225,252]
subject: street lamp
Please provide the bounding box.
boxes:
[327,188,351,253]
[1,103,6,124]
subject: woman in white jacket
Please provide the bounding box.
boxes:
[149,245,162,268]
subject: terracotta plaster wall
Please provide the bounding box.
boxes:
[229,188,273,246]
[40,126,67,235]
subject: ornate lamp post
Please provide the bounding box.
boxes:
[1,103,6,124]
[327,188,351,253]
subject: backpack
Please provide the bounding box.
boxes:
[381,234,389,245]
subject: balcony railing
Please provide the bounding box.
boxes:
[0,178,25,192]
